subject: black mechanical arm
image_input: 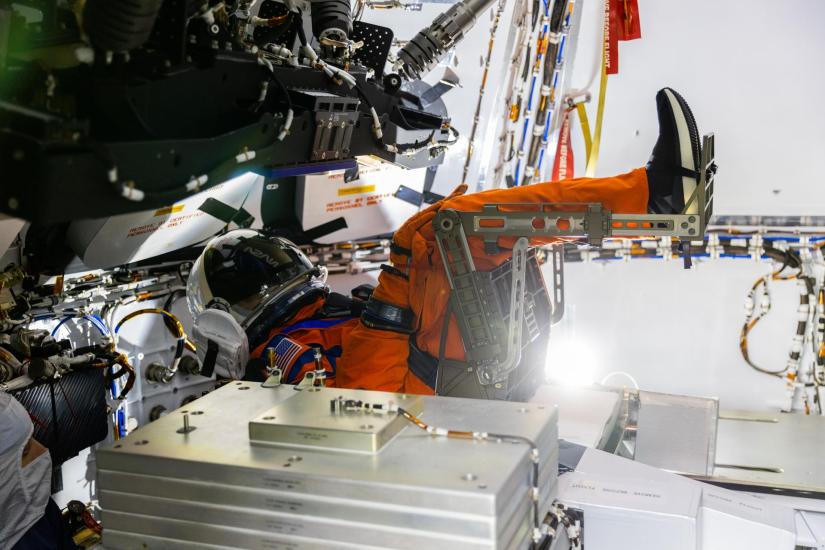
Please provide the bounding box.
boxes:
[0,0,470,224]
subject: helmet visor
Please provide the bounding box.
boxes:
[187,230,316,324]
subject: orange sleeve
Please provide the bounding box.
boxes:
[340,168,649,391]
[413,168,650,361]
[338,186,469,394]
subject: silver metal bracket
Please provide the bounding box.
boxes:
[433,134,716,387]
[548,244,565,324]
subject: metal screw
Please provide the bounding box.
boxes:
[7,197,19,210]
[177,413,197,434]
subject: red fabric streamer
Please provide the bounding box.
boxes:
[604,0,620,75]
[617,0,641,41]
[551,110,575,181]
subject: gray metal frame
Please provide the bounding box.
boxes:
[433,134,716,387]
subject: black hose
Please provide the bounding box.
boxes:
[310,0,353,41]
[83,0,164,52]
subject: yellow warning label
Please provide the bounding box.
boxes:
[337,185,376,196]
[154,204,185,216]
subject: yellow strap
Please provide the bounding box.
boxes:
[575,102,592,163]
[585,33,609,177]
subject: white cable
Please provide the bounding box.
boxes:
[369,107,383,140]
[257,55,294,140]
[120,185,145,202]
[185,175,208,192]
[300,44,357,88]
[278,109,294,141]
[235,150,257,163]
[1,374,33,392]
[599,371,640,389]
[567,0,604,97]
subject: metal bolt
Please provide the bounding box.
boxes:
[7,197,19,210]
[177,412,197,434]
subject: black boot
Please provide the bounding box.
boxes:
[646,88,701,214]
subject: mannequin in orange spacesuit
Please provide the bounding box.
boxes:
[189,87,703,398]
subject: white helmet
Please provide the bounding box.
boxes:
[187,230,328,353]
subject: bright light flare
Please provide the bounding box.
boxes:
[544,337,598,387]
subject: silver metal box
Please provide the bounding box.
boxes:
[248,389,424,453]
[97,383,559,549]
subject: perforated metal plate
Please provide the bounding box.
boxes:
[352,21,394,78]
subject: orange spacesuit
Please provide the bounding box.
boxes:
[250,167,650,393]
[206,87,702,397]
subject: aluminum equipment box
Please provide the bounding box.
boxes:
[97,383,559,549]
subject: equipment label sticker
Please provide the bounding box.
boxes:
[338,185,377,196]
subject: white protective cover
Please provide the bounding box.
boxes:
[0,392,52,548]
[700,486,796,550]
[557,448,797,550]
[0,216,25,256]
[295,159,427,244]
[66,173,262,268]
[192,308,249,380]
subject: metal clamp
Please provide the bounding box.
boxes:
[432,134,716,387]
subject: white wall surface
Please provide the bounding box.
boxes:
[547,258,804,411]
[540,0,825,411]
[568,0,825,215]
[329,257,804,412]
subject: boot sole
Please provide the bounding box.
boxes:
[662,88,700,214]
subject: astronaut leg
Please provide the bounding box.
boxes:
[340,86,702,394]
[339,167,650,394]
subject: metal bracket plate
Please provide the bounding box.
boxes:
[249,389,423,453]
[433,134,716,389]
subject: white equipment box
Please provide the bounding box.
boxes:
[295,160,427,244]
[557,446,797,550]
[67,173,261,268]
[97,384,559,549]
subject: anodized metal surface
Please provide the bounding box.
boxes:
[248,389,423,453]
[633,391,718,476]
[98,450,558,545]
[99,480,556,550]
[97,383,559,549]
[703,410,825,496]
[530,385,621,448]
